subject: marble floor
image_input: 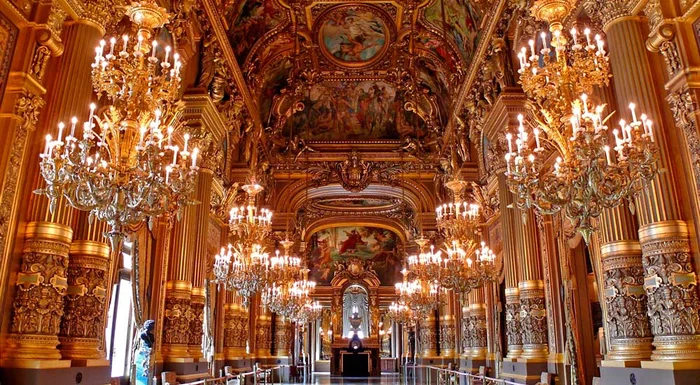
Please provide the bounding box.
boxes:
[278,373,419,384]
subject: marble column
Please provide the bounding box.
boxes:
[515,209,549,360]
[602,11,700,362]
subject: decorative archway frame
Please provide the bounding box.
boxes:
[327,257,382,343]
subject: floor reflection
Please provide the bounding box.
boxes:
[284,373,408,384]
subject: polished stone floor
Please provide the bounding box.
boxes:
[282,373,410,384]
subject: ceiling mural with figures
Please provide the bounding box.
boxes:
[217,0,492,164]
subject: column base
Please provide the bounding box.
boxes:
[58,337,104,360]
[651,334,700,361]
[600,363,700,385]
[0,363,109,385]
[161,343,192,362]
[607,337,654,362]
[500,359,549,385]
[2,334,63,362]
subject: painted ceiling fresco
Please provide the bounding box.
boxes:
[223,0,490,149]
[308,226,402,286]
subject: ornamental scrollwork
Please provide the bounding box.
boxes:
[603,264,652,340]
[61,264,108,338]
[163,297,192,345]
[505,301,522,347]
[519,295,548,345]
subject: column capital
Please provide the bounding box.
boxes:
[582,0,637,32]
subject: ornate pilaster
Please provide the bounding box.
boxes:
[3,222,72,365]
[419,311,438,358]
[467,288,487,360]
[274,315,292,357]
[255,309,272,357]
[519,280,549,360]
[505,288,523,359]
[639,221,700,361]
[189,288,205,360]
[59,238,111,361]
[599,207,653,362]
[439,295,456,358]
[461,305,471,358]
[162,281,193,361]
[223,301,239,359]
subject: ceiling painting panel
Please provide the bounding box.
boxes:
[226,0,289,65]
[308,226,402,286]
[284,80,401,141]
[422,0,484,64]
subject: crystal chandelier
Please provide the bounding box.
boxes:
[36,1,197,247]
[387,301,414,326]
[435,179,481,248]
[296,300,323,324]
[506,18,658,242]
[395,269,439,320]
[213,243,270,306]
[262,269,316,320]
[405,237,443,284]
[268,239,301,285]
[228,179,273,246]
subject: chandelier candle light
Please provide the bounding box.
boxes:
[506,22,658,242]
[36,2,198,248]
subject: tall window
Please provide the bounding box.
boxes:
[106,240,135,378]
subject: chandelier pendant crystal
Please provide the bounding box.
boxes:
[506,22,658,242]
[36,2,198,248]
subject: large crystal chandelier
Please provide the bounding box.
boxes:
[262,269,316,320]
[435,179,481,248]
[395,269,439,320]
[296,300,323,324]
[505,6,658,242]
[36,1,197,247]
[387,301,414,326]
[268,239,301,285]
[213,243,270,306]
[212,178,275,304]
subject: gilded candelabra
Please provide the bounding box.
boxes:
[36,2,197,247]
[262,269,316,320]
[268,239,302,285]
[506,7,658,242]
[435,179,481,249]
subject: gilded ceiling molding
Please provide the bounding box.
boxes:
[197,0,264,133]
[445,0,510,144]
[581,0,637,32]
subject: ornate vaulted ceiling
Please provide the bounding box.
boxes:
[218,0,490,163]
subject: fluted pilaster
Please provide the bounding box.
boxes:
[514,208,548,360]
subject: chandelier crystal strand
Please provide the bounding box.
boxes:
[506,22,658,242]
[36,2,197,248]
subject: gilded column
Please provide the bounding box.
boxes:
[461,305,471,358]
[274,315,292,358]
[439,294,456,358]
[223,291,244,360]
[2,6,85,367]
[585,3,700,361]
[515,209,549,360]
[498,173,522,359]
[255,307,272,358]
[599,206,653,362]
[419,310,438,358]
[162,199,198,362]
[59,214,111,363]
[467,287,488,361]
